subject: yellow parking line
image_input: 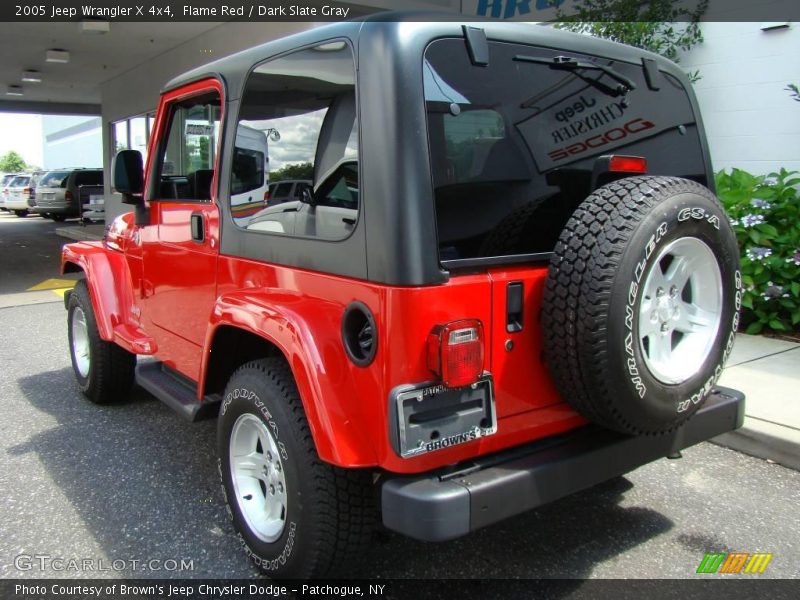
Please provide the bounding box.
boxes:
[26,278,77,292]
[51,287,74,299]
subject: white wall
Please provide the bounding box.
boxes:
[42,115,102,170]
[679,22,800,176]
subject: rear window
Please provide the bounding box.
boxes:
[73,171,103,186]
[11,176,30,187]
[424,38,705,263]
[38,171,71,188]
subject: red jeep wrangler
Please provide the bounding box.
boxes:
[61,19,745,578]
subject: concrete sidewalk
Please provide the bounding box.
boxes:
[715,334,800,470]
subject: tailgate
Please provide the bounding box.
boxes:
[488,265,564,418]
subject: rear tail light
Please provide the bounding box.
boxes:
[427,319,485,388]
[263,190,270,206]
[65,190,74,203]
[608,155,647,173]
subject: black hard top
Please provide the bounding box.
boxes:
[163,14,674,99]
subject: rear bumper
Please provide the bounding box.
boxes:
[33,203,78,216]
[381,387,745,542]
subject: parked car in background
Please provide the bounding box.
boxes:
[34,168,103,221]
[266,179,311,206]
[4,174,36,217]
[0,173,20,211]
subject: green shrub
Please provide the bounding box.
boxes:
[716,168,800,334]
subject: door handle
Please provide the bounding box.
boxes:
[506,281,524,333]
[190,213,205,242]
[342,217,356,225]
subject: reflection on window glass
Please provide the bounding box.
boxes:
[113,121,128,153]
[130,117,148,163]
[231,41,358,240]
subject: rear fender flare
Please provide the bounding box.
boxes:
[203,292,379,467]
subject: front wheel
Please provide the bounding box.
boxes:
[67,280,136,404]
[218,358,375,578]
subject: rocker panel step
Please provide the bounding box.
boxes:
[135,362,220,422]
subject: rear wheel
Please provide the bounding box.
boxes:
[218,358,376,578]
[51,214,66,222]
[13,210,28,218]
[543,176,741,435]
[67,280,136,404]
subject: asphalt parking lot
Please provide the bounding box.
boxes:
[1,212,799,580]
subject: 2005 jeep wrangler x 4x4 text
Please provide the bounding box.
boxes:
[62,18,745,578]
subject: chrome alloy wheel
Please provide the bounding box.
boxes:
[638,237,723,385]
[229,413,288,543]
[70,306,91,378]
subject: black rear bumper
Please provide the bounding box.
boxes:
[381,387,745,542]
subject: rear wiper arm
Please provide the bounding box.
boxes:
[514,54,637,97]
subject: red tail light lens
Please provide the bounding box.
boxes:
[65,190,74,202]
[608,155,647,173]
[427,319,485,388]
[263,190,270,206]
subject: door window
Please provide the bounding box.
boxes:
[154,92,221,201]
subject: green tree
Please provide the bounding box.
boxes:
[0,150,27,172]
[555,0,709,81]
[270,162,314,182]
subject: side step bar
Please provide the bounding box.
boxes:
[135,362,221,422]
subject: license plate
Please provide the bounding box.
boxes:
[394,377,497,458]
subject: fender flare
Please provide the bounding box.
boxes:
[202,292,379,468]
[61,242,135,342]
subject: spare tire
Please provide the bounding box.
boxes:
[542,176,741,435]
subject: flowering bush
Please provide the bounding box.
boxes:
[716,168,800,334]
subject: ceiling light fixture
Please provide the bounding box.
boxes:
[6,85,24,96]
[81,20,110,34]
[22,70,42,83]
[46,49,70,63]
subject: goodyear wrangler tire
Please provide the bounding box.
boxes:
[217,358,376,579]
[542,176,741,435]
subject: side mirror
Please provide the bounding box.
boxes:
[300,186,316,206]
[112,150,144,205]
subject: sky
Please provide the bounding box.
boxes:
[0,113,43,167]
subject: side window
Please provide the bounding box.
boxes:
[155,92,221,201]
[231,40,358,240]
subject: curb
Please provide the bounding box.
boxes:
[55,225,104,242]
[712,417,800,471]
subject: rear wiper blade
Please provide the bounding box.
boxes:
[514,54,637,97]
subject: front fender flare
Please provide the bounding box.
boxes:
[61,242,134,342]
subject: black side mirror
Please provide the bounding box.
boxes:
[112,150,144,205]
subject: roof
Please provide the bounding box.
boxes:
[163,14,676,99]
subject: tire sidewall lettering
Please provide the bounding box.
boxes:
[219,382,298,572]
[618,194,738,417]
